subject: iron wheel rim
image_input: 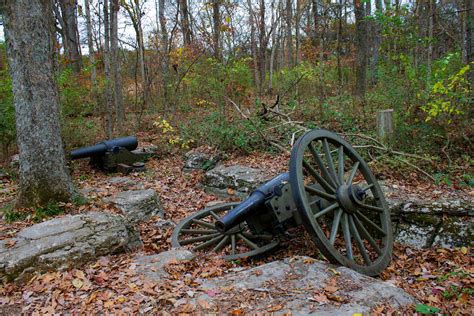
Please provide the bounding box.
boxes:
[289,129,393,276]
[171,203,279,261]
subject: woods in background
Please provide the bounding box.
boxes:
[0,0,472,173]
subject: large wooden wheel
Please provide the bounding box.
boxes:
[171,203,279,261]
[289,129,393,276]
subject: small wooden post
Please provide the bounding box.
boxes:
[376,109,394,144]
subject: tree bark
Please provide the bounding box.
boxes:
[3,0,76,208]
[110,0,124,132]
[370,0,382,85]
[212,0,222,60]
[295,0,302,64]
[285,0,293,67]
[58,0,82,73]
[258,0,266,94]
[466,0,473,89]
[354,0,368,103]
[248,0,260,89]
[84,0,97,95]
[103,0,114,138]
[179,0,192,46]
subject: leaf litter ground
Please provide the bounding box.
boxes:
[0,152,472,314]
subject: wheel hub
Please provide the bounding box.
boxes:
[336,184,365,214]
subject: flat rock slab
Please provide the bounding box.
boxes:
[203,165,271,198]
[0,212,140,283]
[109,189,164,224]
[133,249,195,281]
[195,256,416,314]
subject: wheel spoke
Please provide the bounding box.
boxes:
[338,146,345,184]
[362,184,374,192]
[355,211,386,236]
[349,215,372,265]
[329,208,343,245]
[237,233,258,250]
[308,142,337,188]
[305,185,336,201]
[180,233,221,245]
[181,229,218,235]
[314,203,339,219]
[342,213,353,260]
[213,235,230,252]
[209,210,220,220]
[322,138,339,185]
[231,234,236,255]
[194,235,224,250]
[346,161,360,185]
[352,214,383,255]
[192,219,215,229]
[357,202,384,213]
[303,160,335,193]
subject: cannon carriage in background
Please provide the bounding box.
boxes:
[172,129,393,276]
[69,136,149,173]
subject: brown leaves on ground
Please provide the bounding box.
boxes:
[0,149,473,314]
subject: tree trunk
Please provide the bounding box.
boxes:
[84,0,97,97]
[466,0,473,89]
[286,0,293,67]
[426,0,433,88]
[212,0,222,60]
[158,0,169,105]
[336,0,343,86]
[295,0,302,64]
[370,0,382,85]
[103,0,114,138]
[354,0,368,103]
[248,0,260,89]
[58,0,82,73]
[311,0,318,47]
[110,0,124,132]
[258,0,266,94]
[179,0,192,46]
[3,0,76,208]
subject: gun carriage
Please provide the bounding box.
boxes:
[69,136,149,173]
[172,129,393,276]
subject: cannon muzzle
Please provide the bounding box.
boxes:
[69,136,138,160]
[215,172,289,233]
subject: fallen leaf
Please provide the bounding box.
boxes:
[267,304,283,312]
[197,299,211,309]
[72,278,83,289]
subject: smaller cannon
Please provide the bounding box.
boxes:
[172,129,393,276]
[70,136,149,173]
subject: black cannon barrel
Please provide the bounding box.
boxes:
[70,136,138,160]
[215,172,289,233]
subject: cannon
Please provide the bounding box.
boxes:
[172,129,393,276]
[69,136,149,173]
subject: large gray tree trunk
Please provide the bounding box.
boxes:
[3,0,76,207]
[285,0,293,67]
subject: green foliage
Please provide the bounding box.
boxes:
[2,202,64,223]
[420,53,471,123]
[0,43,16,158]
[181,111,264,153]
[415,303,440,314]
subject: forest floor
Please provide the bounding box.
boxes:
[0,150,473,314]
